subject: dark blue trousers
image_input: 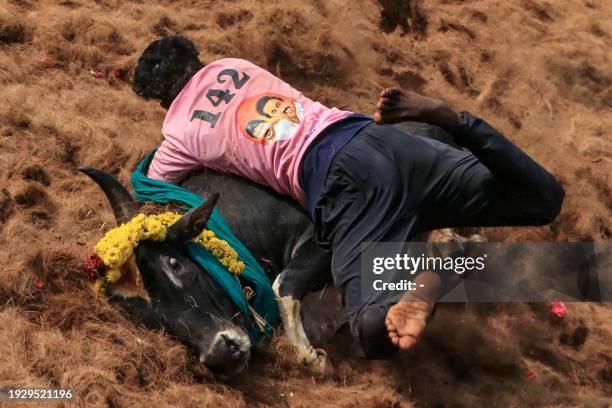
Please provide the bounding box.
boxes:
[311,112,565,358]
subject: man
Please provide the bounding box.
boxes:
[133,36,564,358]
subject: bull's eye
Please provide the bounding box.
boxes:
[152,63,160,72]
[169,257,178,267]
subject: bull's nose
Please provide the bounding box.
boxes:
[201,329,251,376]
[221,333,243,357]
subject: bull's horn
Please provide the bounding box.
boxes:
[79,167,138,224]
[167,193,219,244]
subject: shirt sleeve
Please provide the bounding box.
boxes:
[147,138,200,184]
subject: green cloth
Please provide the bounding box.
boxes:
[131,149,278,343]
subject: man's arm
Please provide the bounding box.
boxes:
[147,138,201,184]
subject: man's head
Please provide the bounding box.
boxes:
[255,96,300,123]
[133,36,204,109]
[246,119,276,143]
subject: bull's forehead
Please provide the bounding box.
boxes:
[138,246,238,311]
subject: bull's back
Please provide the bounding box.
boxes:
[180,168,312,277]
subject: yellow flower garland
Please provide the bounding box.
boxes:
[93,212,245,293]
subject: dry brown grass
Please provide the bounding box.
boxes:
[1,0,611,406]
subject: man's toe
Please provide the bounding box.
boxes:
[377,97,393,110]
[379,87,394,98]
[382,87,401,98]
[398,335,418,350]
[374,111,383,124]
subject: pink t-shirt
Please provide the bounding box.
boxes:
[147,58,352,207]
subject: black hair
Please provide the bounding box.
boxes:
[245,119,267,138]
[133,36,204,109]
[255,96,282,118]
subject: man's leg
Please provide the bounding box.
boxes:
[318,118,478,356]
[375,87,565,229]
[374,87,565,350]
[316,123,436,358]
[336,244,441,357]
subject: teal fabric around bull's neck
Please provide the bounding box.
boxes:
[130,149,278,343]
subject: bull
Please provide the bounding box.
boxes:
[80,166,331,377]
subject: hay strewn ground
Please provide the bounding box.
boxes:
[1,0,611,406]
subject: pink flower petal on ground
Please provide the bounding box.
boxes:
[112,68,123,80]
[550,301,568,319]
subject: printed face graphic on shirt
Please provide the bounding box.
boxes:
[237,93,304,145]
[256,96,301,124]
[246,119,276,142]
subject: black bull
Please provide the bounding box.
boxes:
[80,166,332,377]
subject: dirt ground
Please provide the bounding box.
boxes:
[1,0,611,407]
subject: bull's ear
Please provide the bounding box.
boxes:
[167,193,219,245]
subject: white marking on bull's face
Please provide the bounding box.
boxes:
[163,267,183,288]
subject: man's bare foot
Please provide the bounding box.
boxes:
[385,298,435,350]
[374,87,460,131]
